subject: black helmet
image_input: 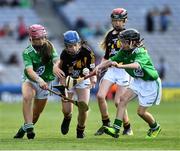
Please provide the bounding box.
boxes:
[111,8,128,20]
[119,28,140,42]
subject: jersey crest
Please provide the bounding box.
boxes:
[133,68,144,77]
[36,66,45,75]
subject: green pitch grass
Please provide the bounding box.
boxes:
[0,100,180,150]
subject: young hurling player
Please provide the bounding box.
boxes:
[95,8,133,136]
[53,30,96,138]
[96,29,162,138]
[14,24,59,139]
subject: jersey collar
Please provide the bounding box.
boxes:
[31,44,38,53]
[131,48,137,54]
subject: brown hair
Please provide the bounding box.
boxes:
[100,29,112,51]
[40,40,53,64]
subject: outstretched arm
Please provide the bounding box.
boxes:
[53,59,65,79]
[113,62,140,69]
[98,60,114,70]
[95,60,113,73]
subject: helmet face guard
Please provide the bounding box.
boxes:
[29,24,47,39]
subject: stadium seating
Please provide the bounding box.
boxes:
[1,0,180,84]
[0,7,40,26]
[0,7,63,84]
[56,0,180,83]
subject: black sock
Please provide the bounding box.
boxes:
[123,123,130,130]
[149,122,159,130]
[77,125,85,133]
[102,118,110,126]
[64,113,72,120]
[149,122,157,129]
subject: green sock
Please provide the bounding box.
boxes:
[113,119,122,132]
[22,123,33,131]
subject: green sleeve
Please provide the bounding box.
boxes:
[109,51,122,63]
[134,51,149,68]
[134,49,158,80]
[22,51,32,68]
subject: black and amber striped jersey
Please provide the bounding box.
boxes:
[60,45,95,78]
[104,29,125,60]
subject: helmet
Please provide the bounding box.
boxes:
[111,8,128,20]
[63,30,80,44]
[119,28,140,42]
[28,24,47,39]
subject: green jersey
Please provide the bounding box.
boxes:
[22,43,58,82]
[110,47,159,81]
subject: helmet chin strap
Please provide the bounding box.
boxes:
[129,41,133,49]
[129,41,137,52]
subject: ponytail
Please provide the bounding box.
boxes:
[100,29,112,51]
[40,40,53,64]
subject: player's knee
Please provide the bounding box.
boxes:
[23,95,32,103]
[114,97,121,108]
[119,97,127,107]
[114,100,119,108]
[114,102,118,108]
[96,92,106,101]
[62,104,72,115]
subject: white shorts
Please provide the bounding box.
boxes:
[102,67,130,86]
[24,79,51,100]
[67,79,91,93]
[129,78,162,107]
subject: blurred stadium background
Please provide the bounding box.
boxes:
[0,0,180,102]
[0,0,180,150]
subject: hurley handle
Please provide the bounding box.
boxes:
[82,70,96,80]
[47,88,74,103]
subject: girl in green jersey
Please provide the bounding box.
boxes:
[14,24,59,139]
[95,29,162,139]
